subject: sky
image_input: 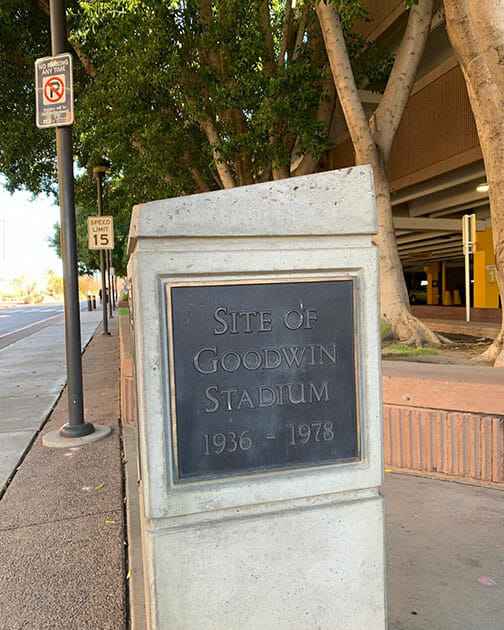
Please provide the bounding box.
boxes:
[0,182,63,280]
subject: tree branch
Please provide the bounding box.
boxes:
[371,0,435,161]
[292,3,309,62]
[68,35,97,78]
[467,0,504,100]
[199,119,236,189]
[443,0,476,66]
[291,74,336,177]
[198,0,221,70]
[316,0,376,164]
[36,0,97,78]
[259,0,276,74]
[187,165,211,193]
[278,0,293,65]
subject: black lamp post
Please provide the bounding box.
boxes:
[50,0,94,438]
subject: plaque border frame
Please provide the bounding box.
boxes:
[165,276,361,483]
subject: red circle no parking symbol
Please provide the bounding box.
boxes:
[43,76,65,103]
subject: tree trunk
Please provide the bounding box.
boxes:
[272,163,290,180]
[317,0,442,345]
[444,0,504,366]
[373,155,442,344]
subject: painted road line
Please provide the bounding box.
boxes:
[0,313,64,350]
[0,312,64,339]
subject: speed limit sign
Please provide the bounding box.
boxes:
[88,216,114,249]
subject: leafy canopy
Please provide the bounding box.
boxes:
[0,0,392,274]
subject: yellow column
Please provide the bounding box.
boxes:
[424,263,440,305]
[441,261,452,305]
[474,227,499,308]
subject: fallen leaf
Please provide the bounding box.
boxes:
[478,577,497,586]
[95,482,105,490]
[105,520,115,524]
[126,570,132,580]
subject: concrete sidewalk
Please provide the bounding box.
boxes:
[0,318,127,629]
[0,308,102,490]
[384,472,504,629]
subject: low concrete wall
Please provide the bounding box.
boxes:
[383,361,504,486]
[412,305,502,324]
[119,313,136,426]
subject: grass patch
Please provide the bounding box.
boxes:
[380,320,392,340]
[118,307,129,315]
[382,344,439,356]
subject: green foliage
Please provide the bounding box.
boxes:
[380,320,392,340]
[0,1,394,271]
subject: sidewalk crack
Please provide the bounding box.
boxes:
[0,508,123,533]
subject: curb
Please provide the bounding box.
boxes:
[123,425,147,630]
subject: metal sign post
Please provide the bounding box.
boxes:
[462,214,476,323]
[40,0,111,448]
[91,166,111,335]
[107,249,114,319]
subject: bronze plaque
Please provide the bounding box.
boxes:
[167,279,360,480]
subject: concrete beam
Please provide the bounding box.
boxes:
[428,199,489,218]
[398,236,461,252]
[358,90,382,104]
[393,217,486,232]
[400,247,463,260]
[409,189,487,216]
[391,163,485,206]
[396,231,448,245]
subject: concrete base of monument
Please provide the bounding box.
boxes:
[42,424,112,448]
[143,490,386,629]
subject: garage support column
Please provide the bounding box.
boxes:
[474,226,499,309]
[424,263,440,305]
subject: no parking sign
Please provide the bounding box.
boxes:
[35,53,73,128]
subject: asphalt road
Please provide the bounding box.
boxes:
[0,304,64,336]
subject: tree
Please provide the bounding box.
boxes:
[443,0,504,366]
[1,0,446,343]
[78,273,100,296]
[45,270,64,297]
[1,0,391,265]
[316,0,450,346]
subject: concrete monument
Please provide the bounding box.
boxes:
[128,165,385,629]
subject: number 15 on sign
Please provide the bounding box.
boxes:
[88,216,114,250]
